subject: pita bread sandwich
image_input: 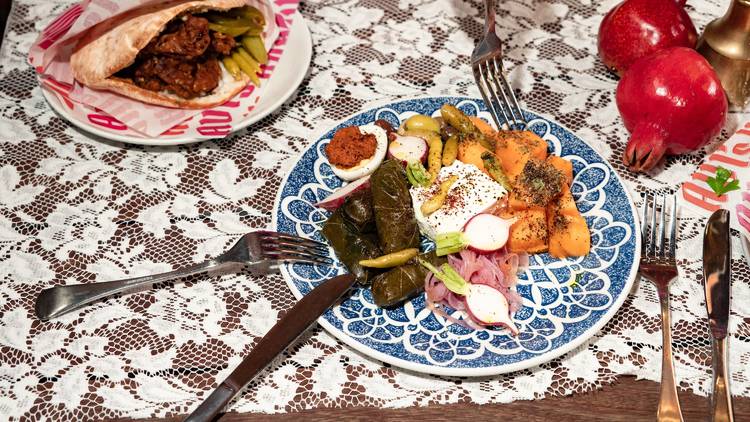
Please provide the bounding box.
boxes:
[70,0,269,109]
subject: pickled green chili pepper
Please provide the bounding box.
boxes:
[440,104,495,151]
[359,248,419,268]
[441,134,458,166]
[403,129,442,182]
[421,175,459,216]
[242,35,268,64]
[236,47,260,72]
[222,56,242,80]
[231,51,260,85]
[481,151,512,191]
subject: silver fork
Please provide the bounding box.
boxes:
[35,231,332,321]
[471,0,527,130]
[640,194,684,422]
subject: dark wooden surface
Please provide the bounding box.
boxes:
[0,0,10,44]
[123,376,749,421]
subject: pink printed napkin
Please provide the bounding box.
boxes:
[681,123,750,239]
[29,0,299,139]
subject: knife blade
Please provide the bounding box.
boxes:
[702,209,734,422]
[184,273,357,422]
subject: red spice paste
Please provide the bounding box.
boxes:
[326,126,377,168]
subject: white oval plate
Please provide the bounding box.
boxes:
[41,14,311,146]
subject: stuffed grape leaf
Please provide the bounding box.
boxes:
[371,251,445,307]
[370,160,420,254]
[322,190,382,284]
[341,188,376,233]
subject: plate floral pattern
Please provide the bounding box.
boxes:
[273,97,640,376]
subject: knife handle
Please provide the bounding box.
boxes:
[184,385,235,422]
[184,274,356,422]
[710,337,734,422]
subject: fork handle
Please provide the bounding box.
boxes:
[483,0,496,34]
[657,286,684,422]
[35,260,224,320]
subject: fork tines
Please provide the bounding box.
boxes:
[473,57,526,131]
[258,231,328,249]
[640,193,677,261]
[257,231,333,266]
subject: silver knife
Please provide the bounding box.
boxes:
[702,209,734,422]
[184,273,356,422]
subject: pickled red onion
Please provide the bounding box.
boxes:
[423,248,525,327]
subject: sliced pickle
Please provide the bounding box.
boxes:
[236,6,265,26]
[211,6,264,26]
[241,36,267,64]
[244,25,263,36]
[210,16,260,29]
[207,23,250,37]
[204,6,264,36]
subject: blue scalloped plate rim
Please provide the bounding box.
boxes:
[272,96,641,376]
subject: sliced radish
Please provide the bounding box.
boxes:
[418,258,519,334]
[388,135,428,164]
[462,213,513,253]
[314,176,371,211]
[464,283,518,335]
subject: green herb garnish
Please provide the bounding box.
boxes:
[418,259,468,295]
[434,232,466,256]
[406,160,431,188]
[706,166,740,197]
[569,272,583,288]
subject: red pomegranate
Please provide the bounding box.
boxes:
[617,47,727,172]
[598,0,698,75]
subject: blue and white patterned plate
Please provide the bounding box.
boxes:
[272,97,641,376]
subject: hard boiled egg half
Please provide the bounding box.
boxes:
[329,124,388,181]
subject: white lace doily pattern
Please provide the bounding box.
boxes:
[0,0,748,419]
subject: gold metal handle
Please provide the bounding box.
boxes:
[710,338,735,422]
[657,285,684,422]
[697,0,750,105]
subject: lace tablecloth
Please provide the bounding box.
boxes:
[1,0,749,419]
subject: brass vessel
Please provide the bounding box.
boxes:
[698,0,750,107]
